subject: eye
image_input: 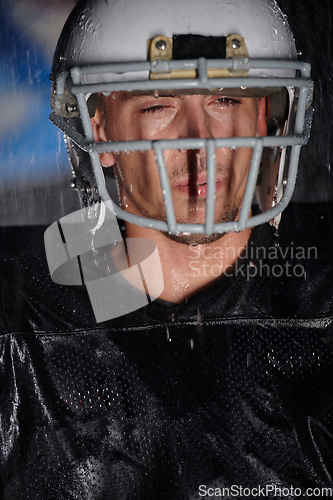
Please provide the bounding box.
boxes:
[141,104,166,114]
[214,97,240,107]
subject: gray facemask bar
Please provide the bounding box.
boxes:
[51,57,313,235]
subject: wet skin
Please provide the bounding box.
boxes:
[91,92,268,301]
[93,93,267,231]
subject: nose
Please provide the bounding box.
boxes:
[179,96,214,145]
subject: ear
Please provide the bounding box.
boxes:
[256,97,269,137]
[90,108,115,167]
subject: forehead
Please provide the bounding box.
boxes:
[118,92,182,101]
[105,86,273,99]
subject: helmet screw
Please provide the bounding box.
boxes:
[231,38,241,49]
[156,39,167,51]
[65,103,77,115]
[84,182,92,196]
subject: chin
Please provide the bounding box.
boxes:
[125,197,242,246]
[161,202,242,246]
[162,231,227,246]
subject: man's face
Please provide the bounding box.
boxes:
[95,92,267,241]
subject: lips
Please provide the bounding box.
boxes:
[172,176,224,198]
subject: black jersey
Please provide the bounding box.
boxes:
[1,203,333,499]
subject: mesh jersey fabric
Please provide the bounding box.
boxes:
[1,203,333,499]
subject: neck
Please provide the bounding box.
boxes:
[124,221,251,303]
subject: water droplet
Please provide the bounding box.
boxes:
[197,308,201,325]
[154,90,159,98]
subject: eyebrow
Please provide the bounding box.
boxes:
[120,92,181,101]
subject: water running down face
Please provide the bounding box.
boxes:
[92,92,268,244]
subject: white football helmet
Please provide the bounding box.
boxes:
[50,0,313,234]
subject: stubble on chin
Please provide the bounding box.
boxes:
[162,231,226,246]
[116,154,244,245]
[118,184,242,245]
[161,202,241,246]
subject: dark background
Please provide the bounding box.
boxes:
[278,0,333,202]
[0,0,332,226]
